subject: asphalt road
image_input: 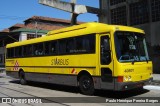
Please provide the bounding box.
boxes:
[0,72,160,106]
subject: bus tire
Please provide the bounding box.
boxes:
[19,71,27,85]
[79,75,94,95]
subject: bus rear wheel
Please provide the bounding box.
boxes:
[79,75,94,95]
[19,71,27,85]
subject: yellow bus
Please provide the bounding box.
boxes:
[5,22,153,95]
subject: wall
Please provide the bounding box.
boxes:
[19,33,27,41]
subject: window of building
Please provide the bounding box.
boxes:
[151,0,160,22]
[110,0,126,6]
[27,34,42,40]
[130,1,149,25]
[111,6,127,25]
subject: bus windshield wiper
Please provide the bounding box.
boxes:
[145,57,148,63]
[129,54,135,65]
[131,59,135,65]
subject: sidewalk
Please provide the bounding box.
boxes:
[153,74,160,81]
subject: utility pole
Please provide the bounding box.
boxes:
[35,20,38,38]
[70,0,78,25]
[99,0,110,24]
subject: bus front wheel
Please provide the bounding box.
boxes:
[19,71,27,85]
[79,75,94,95]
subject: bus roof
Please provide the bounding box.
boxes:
[6,22,144,48]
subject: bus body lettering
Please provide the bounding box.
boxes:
[51,58,69,66]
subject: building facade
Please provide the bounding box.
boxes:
[104,0,160,73]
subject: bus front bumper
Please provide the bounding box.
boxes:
[115,77,153,91]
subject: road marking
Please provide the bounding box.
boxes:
[144,85,160,90]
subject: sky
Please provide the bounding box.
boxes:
[0,0,99,31]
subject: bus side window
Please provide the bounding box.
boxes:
[15,47,22,57]
[23,46,28,56]
[34,43,44,56]
[76,36,84,53]
[44,42,50,55]
[7,48,14,58]
[82,39,90,52]
[23,45,32,56]
[59,39,67,54]
[76,34,95,53]
[101,36,111,65]
[28,45,33,56]
[84,35,95,53]
[66,38,76,53]
[50,41,57,55]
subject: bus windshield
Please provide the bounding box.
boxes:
[114,31,150,63]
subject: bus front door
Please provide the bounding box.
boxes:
[99,34,114,90]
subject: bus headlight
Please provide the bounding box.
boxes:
[124,76,132,81]
[124,76,128,81]
[128,76,132,81]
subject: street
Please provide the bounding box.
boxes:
[0,72,160,106]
